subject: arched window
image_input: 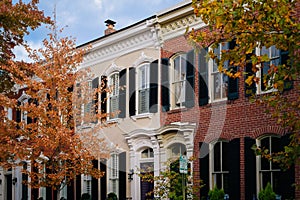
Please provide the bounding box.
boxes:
[168,143,187,159]
[141,148,154,159]
[256,136,281,193]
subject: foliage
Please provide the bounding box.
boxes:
[80,193,91,200]
[258,182,276,200]
[107,192,118,200]
[208,186,225,200]
[0,19,109,194]
[139,158,201,199]
[189,0,300,169]
[0,0,51,93]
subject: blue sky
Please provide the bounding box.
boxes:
[17,0,186,59]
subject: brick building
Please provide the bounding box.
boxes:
[1,1,298,200]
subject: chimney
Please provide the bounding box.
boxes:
[104,19,116,35]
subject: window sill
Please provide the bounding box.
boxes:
[168,107,188,114]
[107,118,119,124]
[131,113,153,121]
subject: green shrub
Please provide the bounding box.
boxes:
[80,193,91,200]
[107,192,118,200]
[258,182,276,200]
[208,186,225,200]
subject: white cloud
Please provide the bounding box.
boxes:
[26,0,185,46]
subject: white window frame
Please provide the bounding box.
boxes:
[20,98,29,125]
[208,43,229,102]
[108,72,119,120]
[83,80,92,124]
[209,141,229,190]
[256,45,280,94]
[170,53,187,109]
[109,153,119,196]
[256,135,281,195]
[137,63,150,114]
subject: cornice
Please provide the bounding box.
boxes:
[160,13,205,41]
[80,22,160,69]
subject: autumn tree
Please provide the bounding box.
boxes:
[0,1,109,198]
[188,0,299,168]
[0,0,51,93]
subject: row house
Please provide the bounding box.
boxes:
[158,2,299,200]
[1,1,298,200]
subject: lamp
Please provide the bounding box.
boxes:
[128,169,134,181]
[12,177,17,185]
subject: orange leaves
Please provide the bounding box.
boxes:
[0,19,107,190]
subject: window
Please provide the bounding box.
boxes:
[210,141,229,191]
[258,45,280,93]
[172,54,187,108]
[83,80,92,123]
[257,136,281,193]
[83,175,92,196]
[211,43,229,101]
[141,148,154,159]
[110,153,119,195]
[108,73,119,119]
[137,63,150,114]
[168,143,187,159]
[245,45,291,95]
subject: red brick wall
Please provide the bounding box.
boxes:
[161,32,299,199]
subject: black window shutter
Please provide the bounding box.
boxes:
[244,137,257,200]
[245,55,257,97]
[100,76,107,119]
[100,160,107,200]
[185,50,195,108]
[92,160,99,200]
[27,98,33,124]
[277,134,295,199]
[228,138,240,200]
[16,101,21,123]
[149,60,158,113]
[92,77,99,123]
[228,66,239,100]
[228,40,239,100]
[199,142,209,199]
[161,58,170,112]
[119,152,127,200]
[76,175,81,200]
[129,67,136,116]
[198,48,209,106]
[119,69,127,118]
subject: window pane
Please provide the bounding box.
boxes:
[261,171,271,189]
[180,56,186,81]
[261,137,271,170]
[261,46,269,57]
[174,57,180,82]
[213,73,221,100]
[271,46,280,58]
[271,137,281,170]
[222,142,229,171]
[222,74,228,98]
[273,171,280,195]
[223,173,229,193]
[138,88,149,114]
[214,142,221,172]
